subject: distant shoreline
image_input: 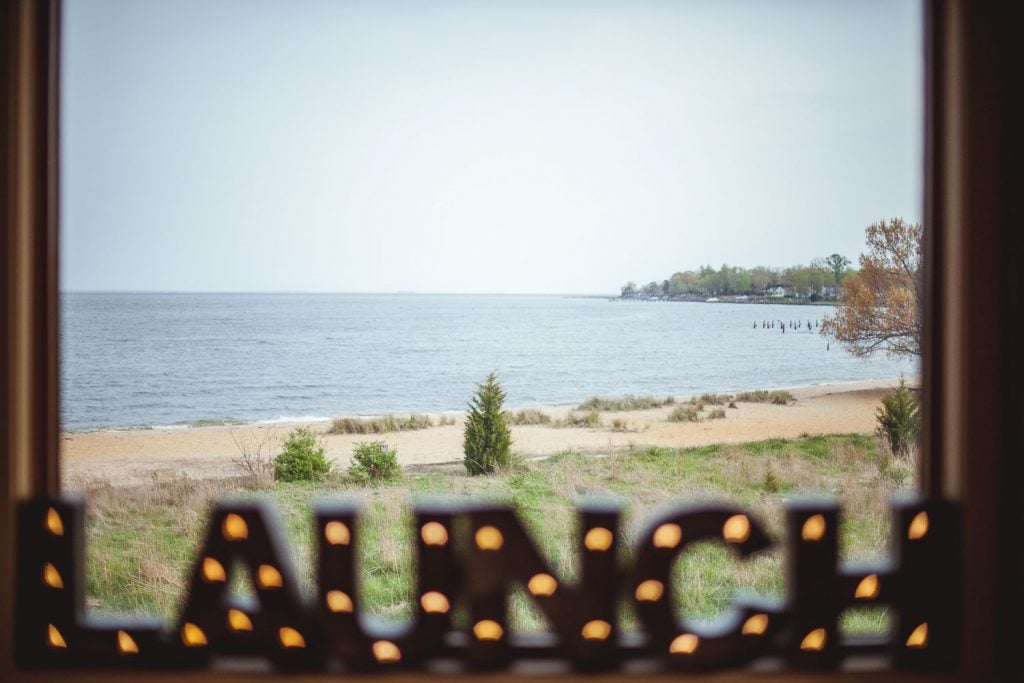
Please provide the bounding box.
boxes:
[613,295,837,306]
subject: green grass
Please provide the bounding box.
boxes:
[77,433,905,633]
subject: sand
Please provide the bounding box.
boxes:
[61,379,909,488]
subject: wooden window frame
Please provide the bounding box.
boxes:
[2,1,1021,680]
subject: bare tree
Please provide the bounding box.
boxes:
[821,218,922,358]
[230,426,278,488]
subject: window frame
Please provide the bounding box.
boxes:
[4,0,1021,680]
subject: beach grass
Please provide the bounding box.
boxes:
[328,413,434,434]
[734,389,796,405]
[577,395,675,411]
[79,433,899,634]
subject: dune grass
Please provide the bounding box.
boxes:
[329,413,434,434]
[733,389,796,405]
[577,395,675,411]
[77,433,903,635]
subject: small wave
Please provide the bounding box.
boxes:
[256,415,333,425]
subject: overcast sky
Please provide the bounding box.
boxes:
[62,0,922,294]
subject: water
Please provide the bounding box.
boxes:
[60,293,916,431]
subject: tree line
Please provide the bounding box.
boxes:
[620,253,853,300]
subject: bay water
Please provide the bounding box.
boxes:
[61,293,916,431]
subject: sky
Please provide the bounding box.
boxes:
[61,0,923,294]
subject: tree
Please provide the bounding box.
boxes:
[821,218,922,358]
[824,253,852,288]
[621,282,638,298]
[463,372,513,475]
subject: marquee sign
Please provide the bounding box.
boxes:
[15,495,959,673]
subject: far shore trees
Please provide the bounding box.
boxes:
[623,256,853,301]
[821,218,922,358]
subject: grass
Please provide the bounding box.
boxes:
[329,413,434,434]
[77,433,904,634]
[505,408,553,425]
[733,389,796,405]
[669,404,703,422]
[577,395,675,411]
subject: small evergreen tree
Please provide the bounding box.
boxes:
[876,376,919,457]
[463,372,512,475]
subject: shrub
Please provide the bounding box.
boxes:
[348,441,400,485]
[229,426,277,489]
[669,404,702,422]
[274,427,330,483]
[564,410,601,428]
[463,373,513,475]
[876,377,919,457]
[708,407,727,420]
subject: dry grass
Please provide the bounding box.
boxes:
[733,389,796,405]
[329,414,433,435]
[577,395,675,411]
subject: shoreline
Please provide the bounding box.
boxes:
[61,378,913,488]
[62,377,908,435]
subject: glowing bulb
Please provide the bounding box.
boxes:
[581,620,612,641]
[326,590,354,613]
[373,640,402,663]
[653,523,682,548]
[475,526,503,550]
[257,564,283,589]
[800,628,827,651]
[635,579,664,602]
[278,627,305,649]
[202,557,226,583]
[528,573,558,596]
[117,630,139,655]
[473,620,503,641]
[228,609,253,632]
[906,623,928,648]
[669,633,699,654]
[801,514,827,541]
[47,624,67,649]
[42,563,63,589]
[908,512,929,540]
[324,521,350,546]
[584,527,614,551]
[742,613,769,636]
[420,591,450,614]
[181,623,207,647]
[222,513,248,541]
[45,508,64,536]
[421,522,449,546]
[723,514,751,543]
[855,574,880,600]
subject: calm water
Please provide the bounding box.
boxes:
[60,293,916,431]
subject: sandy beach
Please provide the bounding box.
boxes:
[61,379,909,488]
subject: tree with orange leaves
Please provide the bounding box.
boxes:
[821,218,922,358]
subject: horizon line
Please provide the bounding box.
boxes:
[60,289,617,297]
